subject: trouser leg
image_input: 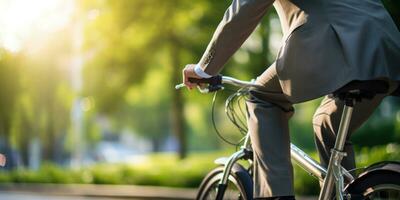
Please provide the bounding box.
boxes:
[247,64,295,198]
[247,100,294,197]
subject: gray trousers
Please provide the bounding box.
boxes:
[247,64,396,198]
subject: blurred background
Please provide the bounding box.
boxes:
[0,0,399,196]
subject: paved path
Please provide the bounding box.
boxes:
[0,192,131,200]
[0,184,317,200]
[0,184,195,200]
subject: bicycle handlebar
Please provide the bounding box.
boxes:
[175,75,262,92]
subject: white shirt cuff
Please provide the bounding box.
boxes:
[194,64,212,78]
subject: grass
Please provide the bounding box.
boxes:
[0,151,225,188]
[0,144,398,195]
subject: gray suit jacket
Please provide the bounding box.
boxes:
[198,0,400,103]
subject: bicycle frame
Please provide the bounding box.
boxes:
[177,76,357,200]
[216,92,357,200]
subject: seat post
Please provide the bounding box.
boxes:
[319,97,356,200]
[334,98,355,151]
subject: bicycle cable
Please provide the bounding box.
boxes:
[211,88,250,147]
[211,91,241,146]
[226,88,249,135]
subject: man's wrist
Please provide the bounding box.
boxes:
[194,64,212,78]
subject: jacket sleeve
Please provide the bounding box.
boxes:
[198,0,274,75]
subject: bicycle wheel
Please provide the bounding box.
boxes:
[196,164,252,200]
[345,162,400,200]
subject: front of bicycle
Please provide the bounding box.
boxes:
[177,75,259,200]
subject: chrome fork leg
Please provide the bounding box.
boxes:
[215,149,247,200]
[319,100,355,200]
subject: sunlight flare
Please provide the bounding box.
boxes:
[0,0,74,52]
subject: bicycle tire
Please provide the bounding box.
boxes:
[345,162,400,200]
[196,164,253,200]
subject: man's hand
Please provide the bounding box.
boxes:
[182,64,202,90]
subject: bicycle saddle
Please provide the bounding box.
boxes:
[332,80,389,101]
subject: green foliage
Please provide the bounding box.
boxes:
[1,146,399,196]
[0,49,23,137]
[356,143,400,167]
[352,120,397,147]
[289,99,323,151]
[293,151,321,195]
[0,43,74,163]
[10,163,80,184]
[0,152,223,187]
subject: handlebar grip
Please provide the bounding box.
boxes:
[188,75,222,85]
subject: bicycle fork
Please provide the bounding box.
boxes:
[216,134,252,200]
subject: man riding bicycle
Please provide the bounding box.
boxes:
[182,0,400,199]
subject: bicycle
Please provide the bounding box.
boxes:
[176,75,400,200]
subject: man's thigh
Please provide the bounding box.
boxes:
[251,63,293,112]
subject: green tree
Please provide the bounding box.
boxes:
[80,0,232,158]
[0,28,75,168]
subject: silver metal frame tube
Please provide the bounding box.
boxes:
[221,76,259,88]
[291,143,327,182]
[334,105,354,150]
